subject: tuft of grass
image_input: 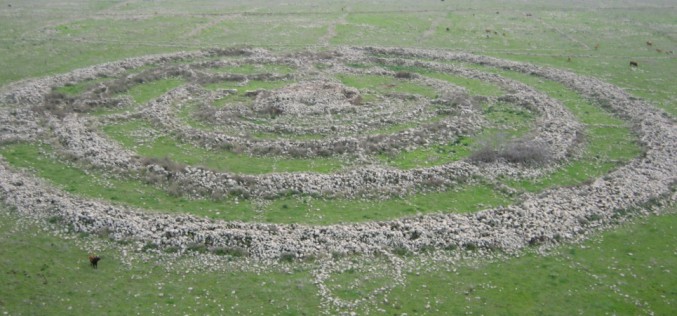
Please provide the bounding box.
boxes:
[209,63,295,75]
[127,78,184,104]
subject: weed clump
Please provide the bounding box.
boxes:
[210,246,248,257]
[279,252,296,263]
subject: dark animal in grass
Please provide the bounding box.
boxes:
[88,255,101,269]
[646,41,652,46]
[629,61,638,67]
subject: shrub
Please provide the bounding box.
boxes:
[501,140,549,165]
[392,245,411,257]
[141,242,159,251]
[470,137,550,166]
[463,242,478,251]
[394,71,415,79]
[47,215,63,224]
[187,243,207,253]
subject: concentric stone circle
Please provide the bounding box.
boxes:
[0,47,674,261]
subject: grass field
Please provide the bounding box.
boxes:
[0,0,674,314]
[1,204,674,315]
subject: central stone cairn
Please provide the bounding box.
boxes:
[252,81,362,116]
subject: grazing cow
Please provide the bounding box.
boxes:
[629,61,638,67]
[89,255,101,269]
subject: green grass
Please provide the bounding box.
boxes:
[380,101,534,169]
[53,78,108,96]
[209,63,295,75]
[383,64,504,96]
[0,142,511,225]
[381,126,529,169]
[1,204,674,315]
[331,12,433,47]
[126,78,184,104]
[366,114,446,136]
[366,60,642,191]
[337,74,438,98]
[378,211,677,315]
[469,66,644,192]
[101,119,344,174]
[483,101,534,126]
[206,80,291,105]
[0,143,256,218]
[0,209,321,316]
[0,1,674,314]
[199,18,328,48]
[379,136,473,169]
[262,183,512,224]
[1,62,644,225]
[507,125,641,192]
[249,131,327,141]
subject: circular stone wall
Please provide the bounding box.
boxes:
[0,47,674,260]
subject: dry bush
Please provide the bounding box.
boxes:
[470,136,550,165]
[500,140,550,165]
[394,71,415,79]
[193,103,218,122]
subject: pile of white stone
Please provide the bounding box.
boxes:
[0,47,674,261]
